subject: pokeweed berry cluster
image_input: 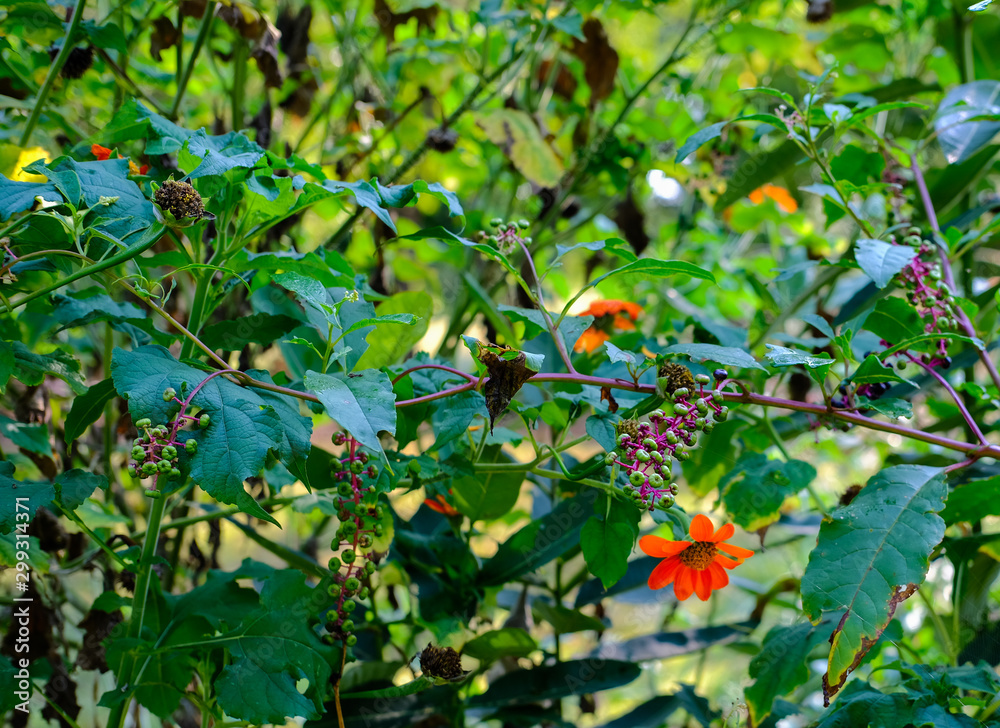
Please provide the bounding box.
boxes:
[854,227,955,402]
[606,368,730,511]
[324,433,383,649]
[126,386,203,498]
[476,217,532,256]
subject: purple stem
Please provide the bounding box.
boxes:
[515,236,577,374]
[392,363,478,385]
[905,352,987,444]
[911,157,1000,393]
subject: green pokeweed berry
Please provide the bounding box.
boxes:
[341,521,358,537]
[330,459,344,473]
[673,387,690,399]
[345,576,361,592]
[141,462,157,475]
[345,634,358,646]
[635,450,650,463]
[641,438,657,449]
[322,633,336,645]
[358,534,373,548]
[658,495,675,509]
[648,473,664,487]
[342,600,356,614]
[694,373,711,384]
[145,489,162,499]
[338,482,353,497]
[198,414,211,428]
[350,460,364,474]
[364,561,376,575]
[337,509,353,523]
[135,418,152,429]
[373,524,384,537]
[185,439,197,454]
[489,217,502,227]
[328,584,342,598]
[672,403,690,415]
[157,460,172,473]
[342,549,356,564]
[328,556,342,571]
[161,445,177,459]
[665,432,679,445]
[629,471,646,487]
[341,619,355,632]
[359,587,370,600]
[162,387,177,402]
[366,465,378,479]
[650,451,663,463]
[169,468,181,477]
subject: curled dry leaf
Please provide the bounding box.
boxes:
[476,342,538,432]
[571,18,619,103]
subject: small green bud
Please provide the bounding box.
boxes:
[145,489,162,499]
[665,432,679,445]
[604,451,617,465]
[642,437,657,449]
[345,634,358,646]
[341,619,355,632]
[695,417,706,429]
[328,584,342,598]
[328,556,342,571]
[636,450,650,462]
[623,485,634,494]
[162,387,177,402]
[517,219,530,229]
[673,387,690,399]
[629,471,646,487]
[350,460,364,474]
[650,451,663,463]
[342,549,356,563]
[617,433,631,446]
[342,599,357,613]
[359,587,370,600]
[694,373,711,384]
[364,561,376,575]
[672,403,690,415]
[185,439,197,454]
[198,414,211,428]
[135,418,152,429]
[490,217,503,227]
[345,576,361,592]
[716,407,729,421]
[169,468,181,477]
[650,409,666,419]
[648,473,664,487]
[374,524,384,537]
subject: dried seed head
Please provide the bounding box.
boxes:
[50,45,95,79]
[419,645,466,680]
[154,180,208,221]
[426,126,458,152]
[658,362,695,395]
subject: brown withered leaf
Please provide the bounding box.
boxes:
[217,2,262,38]
[150,16,180,62]
[600,385,618,413]
[42,659,80,728]
[571,18,619,103]
[477,342,537,432]
[373,0,439,42]
[277,4,312,69]
[75,605,123,671]
[251,17,283,88]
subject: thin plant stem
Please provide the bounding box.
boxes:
[170,2,217,119]
[20,0,88,146]
[906,352,987,444]
[515,236,575,372]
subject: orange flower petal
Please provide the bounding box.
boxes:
[648,556,683,589]
[748,188,765,204]
[711,523,735,542]
[425,495,460,517]
[674,565,695,601]
[91,144,112,161]
[689,514,715,541]
[574,327,609,353]
[718,542,754,561]
[639,535,691,558]
[693,569,713,601]
[708,561,729,589]
[714,552,741,569]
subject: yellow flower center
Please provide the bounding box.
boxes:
[679,541,718,570]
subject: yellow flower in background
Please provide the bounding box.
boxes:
[8,146,51,182]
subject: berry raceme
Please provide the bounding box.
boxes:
[126,386,207,495]
[324,433,384,648]
[608,369,729,511]
[475,217,532,256]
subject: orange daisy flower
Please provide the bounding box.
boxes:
[424,493,460,517]
[574,299,643,353]
[92,144,113,161]
[748,184,798,214]
[639,514,754,601]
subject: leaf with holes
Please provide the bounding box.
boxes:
[801,465,946,703]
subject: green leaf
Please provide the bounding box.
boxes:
[342,312,418,336]
[721,453,816,531]
[0,175,62,220]
[553,238,638,265]
[941,476,1000,525]
[356,291,433,369]
[214,570,340,724]
[861,397,913,420]
[588,258,715,292]
[10,341,87,394]
[451,470,523,522]
[664,343,767,371]
[852,354,911,386]
[430,389,488,450]
[55,469,108,511]
[0,461,53,534]
[935,80,1000,164]
[476,109,564,187]
[745,619,834,725]
[854,239,918,289]
[581,498,640,589]
[340,677,435,700]
[111,346,302,525]
[863,297,923,345]
[51,292,146,330]
[80,19,127,53]
[763,344,835,370]
[531,600,605,633]
[462,629,538,663]
[0,341,14,392]
[604,341,636,365]
[182,130,265,178]
[468,660,640,707]
[304,369,396,459]
[201,314,302,349]
[478,490,598,587]
[0,414,51,455]
[499,305,592,355]
[801,465,947,701]
[676,121,729,163]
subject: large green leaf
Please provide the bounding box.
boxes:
[51,291,146,330]
[721,453,816,531]
[111,346,311,525]
[934,80,1000,164]
[451,469,523,522]
[854,238,917,289]
[581,497,640,590]
[468,659,640,707]
[941,475,1000,525]
[355,291,433,370]
[478,490,598,587]
[0,414,51,455]
[462,629,538,663]
[10,341,87,394]
[0,461,53,534]
[215,570,339,724]
[665,343,766,371]
[476,108,564,187]
[745,619,834,725]
[801,465,947,702]
[862,297,923,345]
[304,369,396,459]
